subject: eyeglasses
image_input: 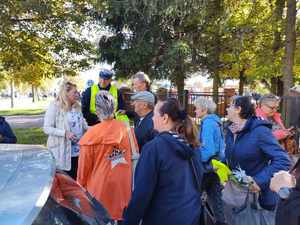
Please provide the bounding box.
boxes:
[264,104,279,111]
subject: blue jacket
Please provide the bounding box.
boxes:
[225,116,290,210]
[134,111,156,151]
[0,116,16,144]
[199,114,225,162]
[122,132,203,225]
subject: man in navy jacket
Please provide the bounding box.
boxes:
[131,91,156,151]
[0,116,17,143]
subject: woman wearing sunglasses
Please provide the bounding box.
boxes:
[256,94,293,141]
[225,96,290,224]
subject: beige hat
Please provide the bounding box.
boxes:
[131,91,155,104]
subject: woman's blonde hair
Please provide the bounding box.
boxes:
[56,80,80,112]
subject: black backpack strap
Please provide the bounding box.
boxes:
[190,158,217,224]
[190,158,202,192]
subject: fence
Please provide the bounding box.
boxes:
[122,90,231,118]
[122,90,300,145]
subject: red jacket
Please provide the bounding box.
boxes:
[77,119,138,220]
[255,107,288,140]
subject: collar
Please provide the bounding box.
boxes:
[98,83,111,91]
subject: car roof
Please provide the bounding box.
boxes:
[0,144,55,225]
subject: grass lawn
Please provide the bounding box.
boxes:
[0,108,45,116]
[14,127,47,145]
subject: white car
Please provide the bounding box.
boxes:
[0,144,113,225]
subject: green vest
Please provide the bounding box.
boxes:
[90,84,129,123]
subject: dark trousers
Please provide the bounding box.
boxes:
[66,156,79,180]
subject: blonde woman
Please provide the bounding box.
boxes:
[43,81,88,179]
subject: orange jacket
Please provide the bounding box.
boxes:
[77,119,138,220]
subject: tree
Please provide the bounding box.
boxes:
[0,0,98,106]
[281,0,296,126]
[270,0,285,95]
[98,0,207,102]
[282,0,296,96]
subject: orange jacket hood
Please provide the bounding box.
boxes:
[79,119,127,146]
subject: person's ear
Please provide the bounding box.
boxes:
[162,113,169,124]
[236,106,242,114]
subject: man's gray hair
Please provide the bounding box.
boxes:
[194,97,217,114]
[95,91,115,121]
[132,71,151,87]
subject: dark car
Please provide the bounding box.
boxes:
[0,144,114,225]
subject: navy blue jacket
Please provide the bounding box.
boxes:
[134,111,156,151]
[276,187,300,225]
[0,116,17,143]
[81,84,125,126]
[225,116,290,210]
[122,132,203,225]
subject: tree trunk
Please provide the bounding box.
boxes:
[270,77,284,95]
[277,79,284,96]
[271,77,277,94]
[10,79,14,108]
[32,85,36,102]
[212,73,220,104]
[36,87,40,101]
[282,0,296,126]
[238,69,246,95]
[174,74,185,106]
[282,0,296,96]
[271,0,285,95]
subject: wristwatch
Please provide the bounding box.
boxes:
[277,187,291,199]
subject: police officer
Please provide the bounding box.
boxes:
[81,69,128,126]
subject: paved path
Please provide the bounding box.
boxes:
[5,114,44,129]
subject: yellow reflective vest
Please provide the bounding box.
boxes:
[90,84,129,123]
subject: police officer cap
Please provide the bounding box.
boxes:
[99,69,113,80]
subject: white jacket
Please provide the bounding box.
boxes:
[43,101,88,170]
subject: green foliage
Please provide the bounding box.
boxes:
[98,0,207,85]
[0,0,97,88]
[0,0,299,96]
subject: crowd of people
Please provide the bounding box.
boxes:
[30,69,300,225]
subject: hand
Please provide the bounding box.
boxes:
[249,180,261,193]
[66,131,76,141]
[270,171,296,193]
[286,127,295,135]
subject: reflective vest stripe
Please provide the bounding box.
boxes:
[89,84,129,122]
[90,84,118,114]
